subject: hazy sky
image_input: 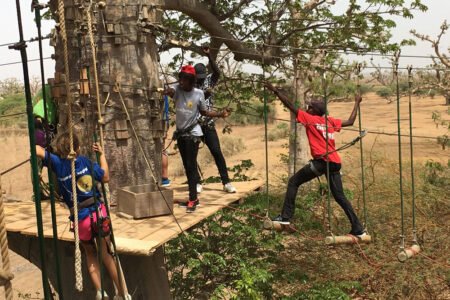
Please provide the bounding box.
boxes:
[0,0,449,81]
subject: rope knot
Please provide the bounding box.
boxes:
[67,150,77,160]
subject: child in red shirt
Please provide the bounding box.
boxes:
[265,83,365,236]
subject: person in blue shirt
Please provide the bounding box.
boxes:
[36,132,130,300]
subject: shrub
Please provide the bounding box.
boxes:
[267,122,289,141]
[166,192,284,299]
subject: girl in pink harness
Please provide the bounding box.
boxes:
[36,132,130,299]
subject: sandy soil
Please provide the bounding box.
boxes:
[0,93,448,298]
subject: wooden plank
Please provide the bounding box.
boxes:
[4,181,264,256]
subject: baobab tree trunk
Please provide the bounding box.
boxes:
[49,0,164,203]
[289,61,310,176]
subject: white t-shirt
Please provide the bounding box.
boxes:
[173,84,207,137]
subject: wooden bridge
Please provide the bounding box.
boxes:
[4,180,264,299]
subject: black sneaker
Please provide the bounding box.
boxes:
[186,199,199,213]
[178,200,201,208]
[272,215,290,225]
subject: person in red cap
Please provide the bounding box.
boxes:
[164,65,231,212]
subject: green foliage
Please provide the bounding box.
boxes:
[166,192,284,299]
[437,134,449,150]
[284,281,363,300]
[268,122,289,141]
[204,159,256,183]
[376,86,394,98]
[422,160,449,187]
[0,93,26,126]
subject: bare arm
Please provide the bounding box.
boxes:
[341,95,362,127]
[200,108,230,118]
[163,87,175,98]
[36,145,45,159]
[264,82,298,115]
[93,143,110,183]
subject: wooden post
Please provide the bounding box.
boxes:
[397,244,421,262]
[0,176,13,299]
[324,234,372,245]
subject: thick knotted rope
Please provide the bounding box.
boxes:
[57,0,83,291]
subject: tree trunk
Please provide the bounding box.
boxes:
[49,0,164,203]
[446,94,450,106]
[288,63,310,176]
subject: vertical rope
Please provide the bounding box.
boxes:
[33,2,64,296]
[393,50,405,251]
[322,67,332,234]
[355,64,368,230]
[407,65,417,243]
[57,0,83,290]
[262,44,270,208]
[86,2,105,148]
[0,176,13,300]
[293,60,299,173]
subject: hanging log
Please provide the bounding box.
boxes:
[325,234,372,245]
[263,218,296,233]
[397,244,421,262]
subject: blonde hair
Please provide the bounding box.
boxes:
[55,132,80,158]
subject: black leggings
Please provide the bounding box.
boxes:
[281,159,364,233]
[196,125,230,185]
[177,136,200,201]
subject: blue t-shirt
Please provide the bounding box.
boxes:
[43,151,104,218]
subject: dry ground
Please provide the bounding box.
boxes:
[0,93,448,299]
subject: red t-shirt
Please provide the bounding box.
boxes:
[296,110,342,163]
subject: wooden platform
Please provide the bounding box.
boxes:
[4,181,263,256]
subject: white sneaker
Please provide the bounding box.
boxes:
[223,183,237,193]
[113,294,132,300]
[96,290,109,300]
[196,183,203,194]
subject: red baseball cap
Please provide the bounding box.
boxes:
[180,65,196,76]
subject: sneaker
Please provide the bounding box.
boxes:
[223,183,237,193]
[272,215,290,225]
[196,183,203,194]
[96,290,109,300]
[178,200,201,208]
[186,199,199,213]
[161,178,171,187]
[349,230,367,238]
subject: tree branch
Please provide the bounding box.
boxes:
[218,0,253,21]
[161,0,279,62]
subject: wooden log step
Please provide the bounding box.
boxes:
[325,234,372,245]
[397,244,421,262]
[263,218,296,233]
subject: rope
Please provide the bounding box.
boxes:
[84,4,128,292]
[86,2,105,148]
[0,176,13,299]
[0,112,26,120]
[115,83,185,234]
[322,68,333,235]
[262,45,270,210]
[0,159,30,176]
[57,0,83,290]
[355,64,369,231]
[393,51,406,253]
[407,66,418,243]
